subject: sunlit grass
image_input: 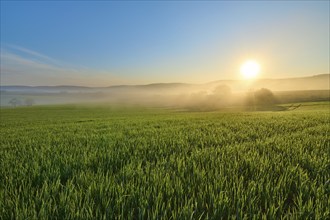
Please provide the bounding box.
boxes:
[1,102,329,219]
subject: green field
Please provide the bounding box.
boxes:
[1,102,329,219]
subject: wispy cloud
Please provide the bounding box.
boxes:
[0,45,131,86]
[6,44,62,66]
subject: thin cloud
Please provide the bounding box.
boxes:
[6,44,61,66]
[1,51,63,71]
[0,46,127,86]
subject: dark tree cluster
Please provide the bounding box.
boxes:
[8,98,35,107]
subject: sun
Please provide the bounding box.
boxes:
[240,60,260,79]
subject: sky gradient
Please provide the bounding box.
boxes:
[1,1,329,86]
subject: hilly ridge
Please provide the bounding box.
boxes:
[1,74,329,93]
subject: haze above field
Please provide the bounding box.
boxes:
[1,74,329,107]
[1,1,329,86]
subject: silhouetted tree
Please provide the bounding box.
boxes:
[244,89,256,110]
[211,85,232,108]
[212,85,231,97]
[254,88,277,106]
[24,98,35,106]
[9,98,20,107]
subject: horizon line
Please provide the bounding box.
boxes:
[0,73,329,88]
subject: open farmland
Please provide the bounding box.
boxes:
[0,102,329,219]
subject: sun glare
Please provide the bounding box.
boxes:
[240,60,260,79]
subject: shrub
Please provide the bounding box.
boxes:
[254,88,277,106]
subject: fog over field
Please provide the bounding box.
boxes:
[1,74,329,109]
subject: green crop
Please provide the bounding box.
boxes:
[1,102,329,219]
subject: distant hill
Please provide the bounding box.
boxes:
[0,85,93,93]
[207,74,330,91]
[1,74,329,94]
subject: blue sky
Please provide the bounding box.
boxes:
[1,1,329,86]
